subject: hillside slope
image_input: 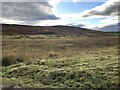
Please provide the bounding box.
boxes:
[2,24,107,35]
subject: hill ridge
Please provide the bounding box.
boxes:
[2,24,105,35]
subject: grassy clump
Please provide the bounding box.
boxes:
[2,56,17,66]
[2,56,28,66]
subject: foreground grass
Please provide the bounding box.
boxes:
[1,35,119,89]
[2,47,119,89]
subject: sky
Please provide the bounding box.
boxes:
[1,0,119,32]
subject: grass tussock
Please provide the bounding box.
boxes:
[2,55,29,66]
[2,56,17,66]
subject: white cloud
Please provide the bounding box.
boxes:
[56,13,79,20]
[73,0,82,3]
[96,23,119,32]
[34,20,72,26]
[1,1,60,25]
[67,22,85,27]
[98,16,118,25]
[34,19,87,28]
[1,0,61,25]
[89,16,118,31]
[2,2,59,21]
[80,0,119,17]
[0,17,23,24]
[48,0,61,6]
[56,0,119,20]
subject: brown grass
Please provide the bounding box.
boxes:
[2,35,118,60]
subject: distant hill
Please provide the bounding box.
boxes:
[2,24,109,35]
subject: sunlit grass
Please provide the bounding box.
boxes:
[1,35,119,88]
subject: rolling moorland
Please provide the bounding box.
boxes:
[1,24,120,89]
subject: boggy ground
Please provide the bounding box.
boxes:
[1,35,119,89]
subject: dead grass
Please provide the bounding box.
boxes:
[2,35,118,60]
